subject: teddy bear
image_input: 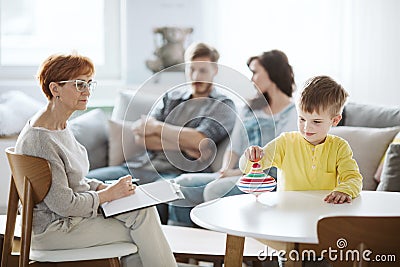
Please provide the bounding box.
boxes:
[146,26,193,73]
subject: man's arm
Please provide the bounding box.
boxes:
[156,122,207,151]
[133,95,236,161]
[133,116,208,159]
[142,98,236,159]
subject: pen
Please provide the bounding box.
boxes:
[104,178,140,185]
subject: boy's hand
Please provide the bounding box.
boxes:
[324,191,351,204]
[244,146,264,162]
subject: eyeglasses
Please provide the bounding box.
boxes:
[57,79,97,92]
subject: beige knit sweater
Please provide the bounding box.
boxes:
[15,121,103,234]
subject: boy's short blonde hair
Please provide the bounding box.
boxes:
[299,75,348,117]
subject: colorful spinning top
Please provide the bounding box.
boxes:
[236,162,277,196]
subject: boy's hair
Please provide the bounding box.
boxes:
[299,75,348,117]
[184,42,220,63]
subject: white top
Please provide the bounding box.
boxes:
[190,191,400,244]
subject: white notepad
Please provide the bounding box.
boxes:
[100,180,185,218]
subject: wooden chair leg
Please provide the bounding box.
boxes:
[1,178,19,267]
[20,178,34,267]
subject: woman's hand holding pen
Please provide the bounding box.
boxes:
[98,175,136,204]
[245,145,264,162]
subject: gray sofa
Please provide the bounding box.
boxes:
[2,90,398,214]
[73,90,400,191]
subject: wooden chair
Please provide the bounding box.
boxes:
[317,216,400,267]
[1,147,137,267]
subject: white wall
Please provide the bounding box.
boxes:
[123,0,210,85]
[345,0,400,106]
[210,0,400,106]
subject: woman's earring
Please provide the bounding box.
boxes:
[56,96,60,99]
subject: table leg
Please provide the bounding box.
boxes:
[224,234,245,267]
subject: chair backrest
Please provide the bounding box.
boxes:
[1,147,52,267]
[5,147,52,204]
[317,216,400,267]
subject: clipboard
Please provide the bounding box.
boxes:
[100,180,185,218]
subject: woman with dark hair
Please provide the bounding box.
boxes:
[202,49,297,201]
[247,50,294,107]
[170,50,298,226]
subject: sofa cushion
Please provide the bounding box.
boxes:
[376,143,400,192]
[329,126,400,190]
[343,102,400,128]
[109,90,160,166]
[70,109,108,170]
[108,119,146,166]
[111,90,158,122]
[374,131,400,183]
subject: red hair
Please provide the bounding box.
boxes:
[36,53,95,99]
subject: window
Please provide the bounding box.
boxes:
[0,0,121,80]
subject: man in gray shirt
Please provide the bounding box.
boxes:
[88,42,236,223]
[131,86,235,177]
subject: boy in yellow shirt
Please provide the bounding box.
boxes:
[239,75,362,204]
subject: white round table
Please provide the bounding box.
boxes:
[190,190,400,267]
